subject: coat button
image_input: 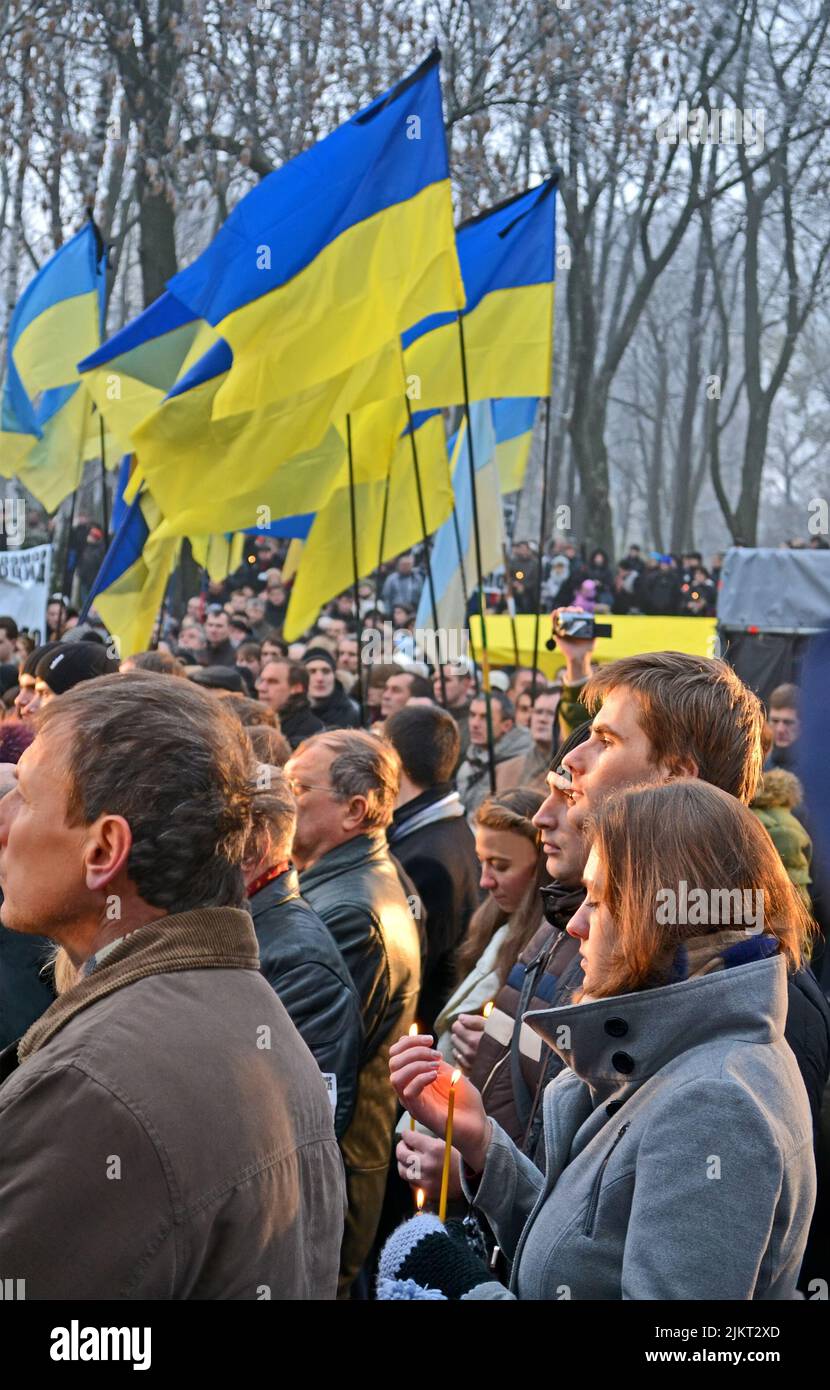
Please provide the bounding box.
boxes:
[611,1051,635,1074]
[604,1017,628,1037]
[606,1100,623,1117]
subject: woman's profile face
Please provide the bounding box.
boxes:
[474,825,538,914]
[567,844,617,997]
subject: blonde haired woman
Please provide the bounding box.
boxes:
[381,780,816,1300]
[433,788,549,1072]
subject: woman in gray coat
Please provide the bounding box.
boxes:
[379,781,817,1300]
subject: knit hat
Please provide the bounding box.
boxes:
[302,645,337,672]
[188,665,245,694]
[36,641,119,695]
[22,641,62,678]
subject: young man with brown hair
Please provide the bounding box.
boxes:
[0,673,345,1299]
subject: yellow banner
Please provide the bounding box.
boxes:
[468,614,718,676]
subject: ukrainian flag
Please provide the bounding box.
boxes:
[82,456,179,657]
[77,290,219,458]
[283,406,453,639]
[129,334,402,536]
[415,402,503,633]
[1,223,105,509]
[403,177,557,409]
[166,51,463,421]
[493,397,538,493]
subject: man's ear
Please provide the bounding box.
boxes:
[664,754,700,781]
[83,815,133,894]
[342,794,369,832]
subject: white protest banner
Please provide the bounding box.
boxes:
[0,545,52,636]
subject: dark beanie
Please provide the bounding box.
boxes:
[36,641,119,695]
[189,665,245,694]
[22,641,62,678]
[302,645,337,672]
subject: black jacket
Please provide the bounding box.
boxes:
[787,965,830,1135]
[0,925,55,1052]
[279,693,324,749]
[388,784,481,1031]
[248,869,362,1139]
[195,638,237,668]
[299,831,422,1291]
[311,681,361,730]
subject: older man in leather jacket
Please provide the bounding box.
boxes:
[286,729,422,1298]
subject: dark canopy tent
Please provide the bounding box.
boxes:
[717,548,830,705]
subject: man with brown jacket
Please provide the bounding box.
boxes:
[0,672,346,1300]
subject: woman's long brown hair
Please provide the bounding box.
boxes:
[455,786,550,988]
[586,780,812,999]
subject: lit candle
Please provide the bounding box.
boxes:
[482,1000,494,1019]
[408,1022,419,1130]
[415,1187,426,1213]
[438,1067,462,1223]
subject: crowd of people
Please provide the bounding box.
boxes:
[0,536,827,1304]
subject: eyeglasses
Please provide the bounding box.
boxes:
[285,777,333,798]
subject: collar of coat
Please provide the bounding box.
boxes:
[523,954,788,1102]
[17,906,259,1063]
[247,867,301,917]
[388,784,465,843]
[298,829,388,889]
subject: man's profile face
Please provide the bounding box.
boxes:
[468,698,505,746]
[434,667,468,707]
[306,660,335,699]
[0,728,89,936]
[562,686,664,830]
[204,611,230,645]
[533,770,586,883]
[381,673,412,718]
[0,628,14,663]
[256,661,292,711]
[284,743,342,864]
[769,707,800,747]
[178,626,203,653]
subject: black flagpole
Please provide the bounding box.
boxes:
[345,414,365,726]
[531,398,552,700]
[456,315,496,794]
[404,398,446,707]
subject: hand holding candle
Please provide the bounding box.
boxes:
[438,1068,461,1222]
[388,1033,492,1177]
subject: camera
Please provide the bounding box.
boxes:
[545,609,613,648]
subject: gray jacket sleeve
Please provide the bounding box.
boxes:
[460,1118,545,1260]
[621,1075,807,1300]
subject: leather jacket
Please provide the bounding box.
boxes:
[249,869,363,1139]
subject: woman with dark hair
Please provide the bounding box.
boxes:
[395,788,548,1206]
[381,780,816,1300]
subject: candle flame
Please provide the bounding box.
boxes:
[416,1188,425,1211]
[409,1023,419,1036]
[450,1068,462,1087]
[482,1000,494,1018]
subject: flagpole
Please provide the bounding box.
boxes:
[374,457,392,614]
[531,398,553,700]
[450,501,479,695]
[501,541,521,669]
[345,414,366,726]
[59,487,79,633]
[404,397,447,707]
[456,315,496,794]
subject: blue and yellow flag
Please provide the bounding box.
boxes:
[83,456,179,657]
[1,223,105,509]
[77,290,218,458]
[166,51,463,422]
[403,178,556,410]
[415,402,503,633]
[493,397,538,493]
[283,406,453,639]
